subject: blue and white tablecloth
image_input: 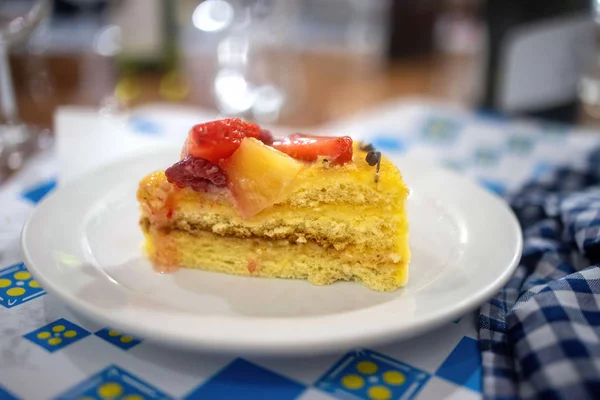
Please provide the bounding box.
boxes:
[1,101,599,400]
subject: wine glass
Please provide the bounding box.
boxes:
[191,0,303,124]
[0,0,51,175]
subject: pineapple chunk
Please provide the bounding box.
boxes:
[222,137,304,218]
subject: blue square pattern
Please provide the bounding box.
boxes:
[506,135,535,155]
[0,385,19,400]
[478,178,507,197]
[184,358,306,400]
[24,318,90,353]
[0,263,45,309]
[532,162,556,180]
[55,365,173,400]
[95,328,142,350]
[129,115,163,135]
[473,147,501,167]
[538,121,570,139]
[420,117,461,146]
[316,349,430,400]
[21,178,56,204]
[435,336,482,392]
[371,135,407,152]
[441,159,465,172]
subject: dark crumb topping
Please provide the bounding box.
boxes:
[366,150,382,182]
[365,150,379,166]
[359,142,375,152]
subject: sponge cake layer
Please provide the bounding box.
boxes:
[141,222,409,291]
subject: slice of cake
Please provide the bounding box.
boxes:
[137,118,410,291]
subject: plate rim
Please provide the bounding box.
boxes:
[21,148,523,355]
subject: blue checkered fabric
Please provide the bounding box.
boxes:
[479,148,600,400]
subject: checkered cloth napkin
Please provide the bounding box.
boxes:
[479,148,600,399]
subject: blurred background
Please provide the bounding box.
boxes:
[3,0,600,149]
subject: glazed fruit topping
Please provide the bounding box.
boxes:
[259,129,274,146]
[171,119,354,197]
[165,156,227,191]
[184,118,269,164]
[272,134,353,165]
[222,138,303,218]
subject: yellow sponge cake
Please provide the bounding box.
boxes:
[137,119,410,291]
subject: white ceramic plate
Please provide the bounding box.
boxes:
[21,147,522,356]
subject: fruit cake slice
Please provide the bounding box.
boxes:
[137,119,410,291]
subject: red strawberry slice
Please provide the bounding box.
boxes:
[272,134,353,165]
[185,118,263,164]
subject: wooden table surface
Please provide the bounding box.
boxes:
[10,51,477,131]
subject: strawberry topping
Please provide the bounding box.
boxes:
[185,118,264,164]
[171,119,353,193]
[272,134,353,165]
